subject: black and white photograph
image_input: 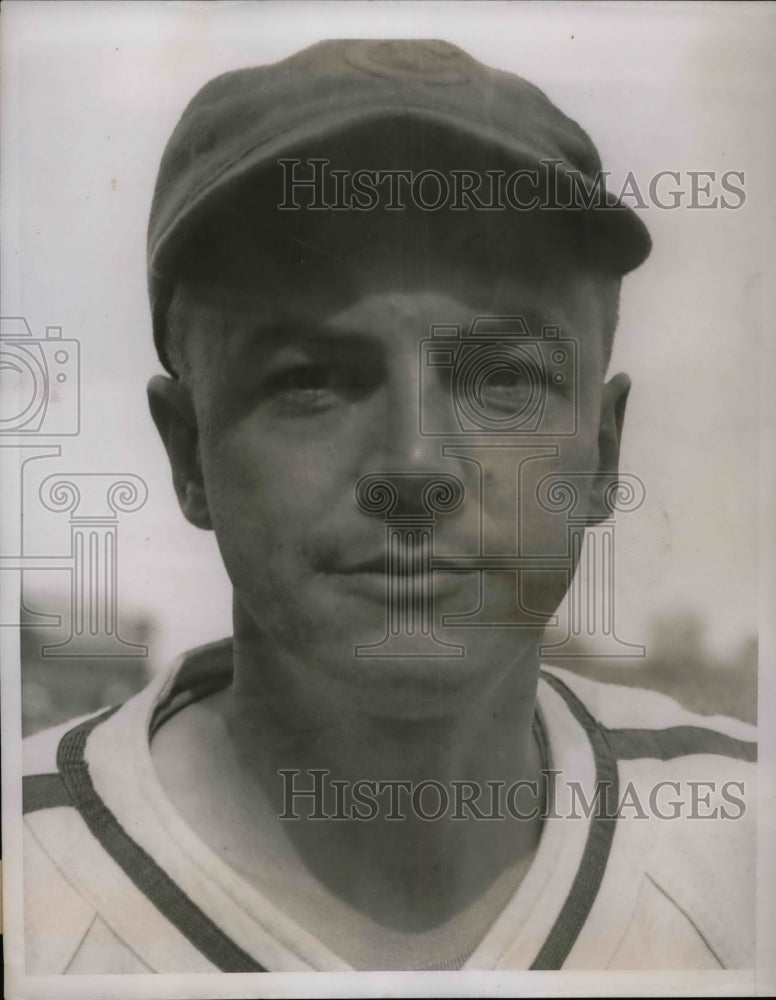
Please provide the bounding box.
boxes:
[2,2,775,997]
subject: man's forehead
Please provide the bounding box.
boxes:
[188,283,533,324]
[177,269,608,374]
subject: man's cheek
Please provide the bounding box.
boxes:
[227,422,349,491]
[202,443,328,558]
[479,453,564,544]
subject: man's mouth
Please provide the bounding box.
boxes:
[342,553,428,576]
[326,549,475,601]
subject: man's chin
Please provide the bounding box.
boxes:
[234,583,547,717]
[298,627,543,720]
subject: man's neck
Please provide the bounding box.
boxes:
[213,609,547,932]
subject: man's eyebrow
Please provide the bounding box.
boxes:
[223,319,374,362]
[237,319,324,346]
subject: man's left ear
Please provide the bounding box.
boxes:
[587,372,631,525]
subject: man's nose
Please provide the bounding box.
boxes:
[373,348,450,474]
[356,349,464,520]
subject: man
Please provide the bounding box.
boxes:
[22,39,756,974]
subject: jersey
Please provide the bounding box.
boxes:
[22,638,757,973]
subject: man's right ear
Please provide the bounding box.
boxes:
[147,375,212,530]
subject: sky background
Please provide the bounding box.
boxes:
[2,0,774,673]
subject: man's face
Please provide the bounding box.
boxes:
[151,214,626,710]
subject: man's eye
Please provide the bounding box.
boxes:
[485,370,530,390]
[479,369,534,408]
[263,363,339,411]
[272,363,334,394]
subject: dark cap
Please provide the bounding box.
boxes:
[148,39,651,373]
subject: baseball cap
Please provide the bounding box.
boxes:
[148,39,652,373]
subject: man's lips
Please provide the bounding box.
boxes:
[338,553,424,576]
[322,550,477,600]
[328,547,439,575]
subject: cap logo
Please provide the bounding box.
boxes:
[344,40,470,85]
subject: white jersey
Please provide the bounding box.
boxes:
[22,639,757,973]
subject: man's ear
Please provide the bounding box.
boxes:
[147,375,212,530]
[587,372,630,525]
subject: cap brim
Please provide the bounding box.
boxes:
[148,106,651,282]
